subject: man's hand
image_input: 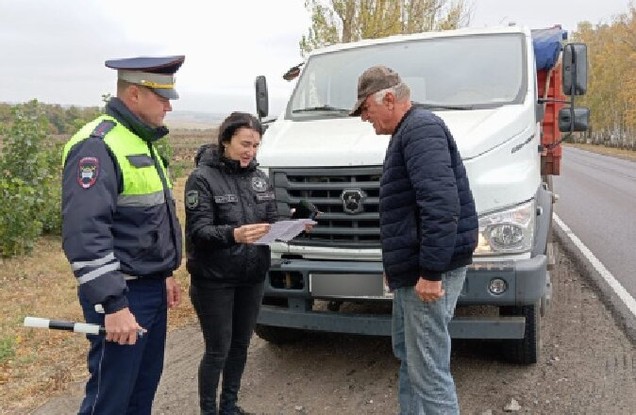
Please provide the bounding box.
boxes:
[233,223,271,244]
[414,277,445,302]
[166,276,181,308]
[104,307,144,345]
[382,272,393,293]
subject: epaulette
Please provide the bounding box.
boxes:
[90,120,116,140]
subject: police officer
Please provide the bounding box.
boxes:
[61,55,185,415]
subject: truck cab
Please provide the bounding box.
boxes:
[253,25,588,364]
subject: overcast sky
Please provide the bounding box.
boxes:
[0,0,631,116]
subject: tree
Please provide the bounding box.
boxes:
[300,0,471,54]
[573,5,636,147]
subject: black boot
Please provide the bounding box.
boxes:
[218,401,253,415]
[218,354,251,415]
[221,406,253,415]
[219,384,254,415]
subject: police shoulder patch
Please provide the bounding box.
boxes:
[78,157,99,189]
[252,176,268,192]
[186,190,199,209]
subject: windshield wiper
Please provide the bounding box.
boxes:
[413,102,474,111]
[292,105,351,114]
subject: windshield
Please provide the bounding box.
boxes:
[287,32,526,119]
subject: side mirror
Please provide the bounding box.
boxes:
[558,107,590,132]
[562,43,588,96]
[255,75,269,119]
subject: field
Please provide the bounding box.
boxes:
[165,128,217,172]
[0,137,634,413]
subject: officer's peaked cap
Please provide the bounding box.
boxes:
[105,55,185,100]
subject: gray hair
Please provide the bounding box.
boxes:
[373,82,410,104]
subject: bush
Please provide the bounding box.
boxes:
[0,177,43,257]
[0,100,178,257]
[0,101,61,256]
[155,135,182,181]
[37,141,64,234]
[0,101,50,184]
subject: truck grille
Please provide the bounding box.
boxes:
[270,166,382,248]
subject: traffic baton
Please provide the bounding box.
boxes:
[23,316,145,337]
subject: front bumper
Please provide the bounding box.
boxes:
[258,254,547,339]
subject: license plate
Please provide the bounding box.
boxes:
[309,273,390,299]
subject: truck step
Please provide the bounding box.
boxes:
[547,242,556,270]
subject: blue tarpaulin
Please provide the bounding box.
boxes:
[531,26,567,70]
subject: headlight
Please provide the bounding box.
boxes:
[475,200,535,255]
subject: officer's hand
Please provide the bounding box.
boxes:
[104,308,144,345]
[415,277,445,302]
[166,276,181,308]
[233,223,271,244]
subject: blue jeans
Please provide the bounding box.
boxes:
[78,278,167,415]
[392,267,466,415]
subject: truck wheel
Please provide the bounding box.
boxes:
[500,301,541,364]
[254,324,304,345]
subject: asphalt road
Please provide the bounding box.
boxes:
[553,146,636,297]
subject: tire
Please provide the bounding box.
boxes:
[254,324,304,345]
[500,301,541,364]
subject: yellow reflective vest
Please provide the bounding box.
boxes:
[62,114,182,312]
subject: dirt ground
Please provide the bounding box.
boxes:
[29,242,636,415]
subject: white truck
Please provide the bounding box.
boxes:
[252,25,588,364]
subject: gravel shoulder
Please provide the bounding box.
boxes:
[32,242,636,415]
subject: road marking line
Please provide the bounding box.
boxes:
[554,214,636,318]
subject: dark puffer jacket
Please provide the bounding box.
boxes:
[184,144,278,287]
[380,106,478,290]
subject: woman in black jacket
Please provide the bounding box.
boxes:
[184,112,275,415]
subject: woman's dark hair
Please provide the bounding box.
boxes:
[217,112,264,152]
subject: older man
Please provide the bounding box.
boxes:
[351,65,478,414]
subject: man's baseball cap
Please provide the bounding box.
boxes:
[350,65,402,116]
[105,55,185,100]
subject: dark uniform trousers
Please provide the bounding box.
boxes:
[78,277,167,415]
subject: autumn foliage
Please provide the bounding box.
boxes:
[300,0,470,53]
[574,5,636,149]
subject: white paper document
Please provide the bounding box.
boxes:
[254,219,316,245]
